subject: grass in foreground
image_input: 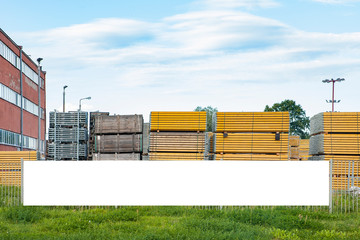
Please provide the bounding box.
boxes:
[0,206,359,239]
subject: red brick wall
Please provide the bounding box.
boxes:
[0,30,46,148]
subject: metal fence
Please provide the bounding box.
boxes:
[1,159,360,213]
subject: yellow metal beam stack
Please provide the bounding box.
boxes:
[149,111,207,160]
[309,112,360,189]
[0,151,37,186]
[213,112,289,160]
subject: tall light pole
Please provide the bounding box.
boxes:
[37,57,43,156]
[77,96,91,160]
[322,78,345,112]
[63,85,68,112]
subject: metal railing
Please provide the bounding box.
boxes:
[1,159,359,214]
[329,159,360,213]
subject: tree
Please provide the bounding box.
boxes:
[194,106,218,132]
[264,100,310,139]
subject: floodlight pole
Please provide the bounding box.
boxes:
[322,78,345,112]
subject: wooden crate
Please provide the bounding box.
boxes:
[94,114,143,134]
[93,153,141,160]
[95,134,142,153]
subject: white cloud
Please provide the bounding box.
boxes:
[196,0,280,9]
[312,0,360,4]
[15,6,360,120]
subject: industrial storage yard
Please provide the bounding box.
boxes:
[1,0,360,238]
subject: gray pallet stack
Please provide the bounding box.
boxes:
[47,111,88,160]
[90,114,143,160]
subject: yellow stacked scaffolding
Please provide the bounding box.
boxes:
[149,111,207,160]
[150,111,206,132]
[213,112,289,160]
[309,112,360,190]
[0,151,37,186]
[299,139,310,161]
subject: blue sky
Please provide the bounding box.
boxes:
[1,0,359,121]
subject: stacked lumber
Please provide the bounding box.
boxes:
[214,153,288,161]
[0,151,36,186]
[309,112,360,189]
[299,139,310,161]
[289,136,300,160]
[149,111,207,160]
[90,113,143,160]
[150,132,205,153]
[213,112,289,161]
[310,112,360,134]
[309,134,360,155]
[214,133,288,154]
[149,152,204,161]
[150,111,206,132]
[213,112,289,132]
[48,111,88,160]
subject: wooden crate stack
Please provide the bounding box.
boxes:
[148,111,208,160]
[309,112,360,189]
[212,112,290,160]
[90,114,143,160]
[289,135,300,160]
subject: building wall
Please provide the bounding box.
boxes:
[0,28,46,152]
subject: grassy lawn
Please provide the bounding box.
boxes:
[0,206,359,239]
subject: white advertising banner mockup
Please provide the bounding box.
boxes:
[23,161,329,206]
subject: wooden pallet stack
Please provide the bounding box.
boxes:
[89,112,110,160]
[289,135,300,160]
[212,112,290,160]
[0,151,36,186]
[149,111,208,160]
[309,112,360,189]
[90,114,143,160]
[299,139,310,161]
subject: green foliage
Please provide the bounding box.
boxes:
[264,99,310,139]
[194,106,218,131]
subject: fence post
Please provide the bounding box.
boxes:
[329,159,333,214]
[21,158,24,205]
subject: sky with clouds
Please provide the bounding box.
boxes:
[1,0,359,122]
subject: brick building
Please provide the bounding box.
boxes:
[0,28,46,154]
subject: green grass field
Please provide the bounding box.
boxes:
[0,206,359,239]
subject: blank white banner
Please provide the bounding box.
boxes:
[23,161,329,206]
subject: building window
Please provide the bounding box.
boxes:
[0,83,45,119]
[0,40,45,89]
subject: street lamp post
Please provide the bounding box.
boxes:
[79,97,91,111]
[322,78,345,112]
[63,85,68,112]
[77,97,91,160]
[37,58,43,156]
